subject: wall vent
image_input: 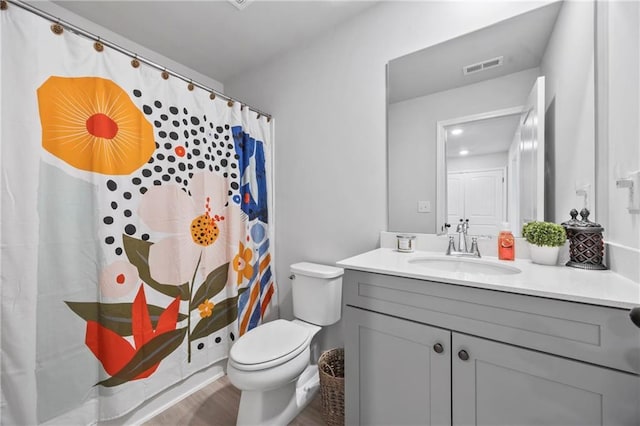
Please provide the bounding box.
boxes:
[463,56,504,75]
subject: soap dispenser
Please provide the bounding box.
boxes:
[498,222,515,261]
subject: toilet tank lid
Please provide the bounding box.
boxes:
[290,262,344,279]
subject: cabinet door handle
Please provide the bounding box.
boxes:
[458,349,469,361]
[433,343,444,354]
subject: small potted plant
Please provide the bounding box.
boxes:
[522,221,567,265]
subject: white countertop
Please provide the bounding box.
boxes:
[336,248,640,310]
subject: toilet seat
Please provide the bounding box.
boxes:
[229,319,312,371]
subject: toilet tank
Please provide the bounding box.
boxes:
[290,262,344,326]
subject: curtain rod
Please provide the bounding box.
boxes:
[4,0,272,121]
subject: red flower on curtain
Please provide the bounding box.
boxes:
[85,285,181,381]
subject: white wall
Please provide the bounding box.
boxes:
[388,68,539,233]
[597,1,640,283]
[225,1,548,345]
[540,0,595,223]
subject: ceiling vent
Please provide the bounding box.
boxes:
[463,56,504,75]
[228,0,254,11]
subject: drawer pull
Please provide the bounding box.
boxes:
[630,307,640,329]
[433,343,444,353]
[458,350,469,361]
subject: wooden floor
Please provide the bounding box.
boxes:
[144,375,325,426]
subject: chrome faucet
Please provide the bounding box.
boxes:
[446,219,480,258]
[456,219,469,253]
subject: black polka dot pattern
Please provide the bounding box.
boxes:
[99,88,241,257]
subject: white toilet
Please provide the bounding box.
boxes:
[227,262,344,426]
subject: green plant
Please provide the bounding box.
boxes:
[522,221,567,247]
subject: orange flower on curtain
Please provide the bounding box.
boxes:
[198,299,214,318]
[37,76,155,175]
[233,242,254,285]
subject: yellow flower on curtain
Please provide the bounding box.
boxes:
[233,242,254,285]
[37,76,155,175]
[198,299,214,318]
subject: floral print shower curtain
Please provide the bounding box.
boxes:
[1,5,276,424]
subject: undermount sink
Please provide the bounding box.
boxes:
[408,256,521,275]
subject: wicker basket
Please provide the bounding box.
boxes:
[318,348,345,426]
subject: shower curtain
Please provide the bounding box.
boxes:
[0,5,276,424]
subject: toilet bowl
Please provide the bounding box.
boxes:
[226,262,344,426]
[227,319,319,391]
[227,319,322,426]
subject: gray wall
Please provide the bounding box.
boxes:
[388,68,539,233]
[225,1,546,346]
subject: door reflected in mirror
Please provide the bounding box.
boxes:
[439,77,545,237]
[445,113,518,237]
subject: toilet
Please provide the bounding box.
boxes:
[227,262,344,426]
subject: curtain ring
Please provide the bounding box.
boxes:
[161,69,170,80]
[240,104,245,111]
[227,100,234,108]
[187,80,195,91]
[0,1,8,11]
[131,54,140,68]
[94,38,104,52]
[209,92,216,100]
[257,113,261,120]
[267,116,271,123]
[51,22,64,35]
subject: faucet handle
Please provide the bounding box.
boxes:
[470,237,481,258]
[446,235,455,255]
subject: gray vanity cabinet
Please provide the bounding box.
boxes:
[343,270,640,426]
[452,333,640,426]
[344,306,451,426]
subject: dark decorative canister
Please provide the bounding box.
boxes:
[561,208,607,270]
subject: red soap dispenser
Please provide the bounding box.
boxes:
[498,222,515,261]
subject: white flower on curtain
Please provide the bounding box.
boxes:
[138,171,245,286]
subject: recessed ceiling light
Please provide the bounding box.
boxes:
[450,128,464,136]
[459,149,469,156]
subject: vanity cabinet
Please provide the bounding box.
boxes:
[344,306,451,425]
[343,270,640,426]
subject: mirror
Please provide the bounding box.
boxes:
[387,1,595,236]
